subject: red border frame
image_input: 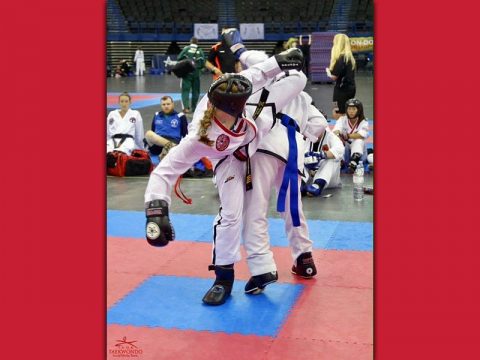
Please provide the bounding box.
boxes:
[4,1,480,359]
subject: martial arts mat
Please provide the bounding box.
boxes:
[107,210,373,359]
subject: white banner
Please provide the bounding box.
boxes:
[194,23,219,40]
[240,23,264,40]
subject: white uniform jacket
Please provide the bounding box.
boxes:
[106,109,145,155]
[145,53,307,204]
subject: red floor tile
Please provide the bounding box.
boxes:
[107,325,273,360]
[278,285,373,344]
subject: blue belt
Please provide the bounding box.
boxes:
[276,113,301,227]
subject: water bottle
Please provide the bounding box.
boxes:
[353,161,364,201]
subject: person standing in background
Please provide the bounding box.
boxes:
[134,46,145,76]
[205,28,243,81]
[298,34,312,78]
[177,37,205,114]
[326,34,356,120]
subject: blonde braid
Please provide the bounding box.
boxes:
[197,106,215,146]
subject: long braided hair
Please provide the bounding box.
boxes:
[197,106,215,146]
[197,82,240,146]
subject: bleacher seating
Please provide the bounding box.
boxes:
[112,0,336,36]
[117,0,218,33]
[235,0,334,34]
[348,0,373,33]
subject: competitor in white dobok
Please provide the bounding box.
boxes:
[225,40,328,294]
[144,46,307,305]
[134,47,145,76]
[302,127,345,197]
[332,98,369,171]
[106,92,145,156]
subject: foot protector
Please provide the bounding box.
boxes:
[244,271,278,295]
[202,265,234,306]
[291,252,317,278]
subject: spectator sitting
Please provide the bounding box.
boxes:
[145,95,188,157]
[115,59,132,77]
[144,95,212,177]
[333,98,369,172]
[302,127,345,197]
[107,92,145,167]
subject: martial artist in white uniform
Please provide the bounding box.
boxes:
[134,47,145,76]
[234,48,328,292]
[332,98,369,170]
[303,127,345,196]
[144,48,307,305]
[106,96,145,156]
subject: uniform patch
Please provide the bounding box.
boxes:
[170,118,179,127]
[129,117,136,123]
[322,144,329,151]
[215,134,230,151]
[109,118,114,125]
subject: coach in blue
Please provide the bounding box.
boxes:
[145,95,188,157]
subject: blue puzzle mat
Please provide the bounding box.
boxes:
[107,210,373,251]
[107,275,304,337]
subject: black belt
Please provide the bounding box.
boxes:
[111,134,134,149]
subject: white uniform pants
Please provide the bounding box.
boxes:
[243,153,312,276]
[211,156,246,266]
[313,159,342,188]
[136,61,145,75]
[348,139,365,155]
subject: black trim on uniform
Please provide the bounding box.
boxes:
[212,206,223,265]
[245,102,277,130]
[256,149,304,176]
[214,156,228,174]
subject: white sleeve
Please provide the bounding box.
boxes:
[333,117,344,132]
[327,130,345,160]
[357,120,369,139]
[239,50,269,68]
[106,111,114,140]
[144,136,203,205]
[239,55,283,93]
[134,111,145,149]
[303,104,329,142]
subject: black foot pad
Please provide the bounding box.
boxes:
[202,284,231,305]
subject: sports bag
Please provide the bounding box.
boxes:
[107,149,153,177]
[171,59,196,78]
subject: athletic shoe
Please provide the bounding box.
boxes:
[244,271,278,295]
[291,252,317,278]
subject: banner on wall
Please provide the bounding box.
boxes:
[240,23,264,40]
[350,37,374,52]
[194,24,219,40]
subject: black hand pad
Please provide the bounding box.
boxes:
[145,199,175,247]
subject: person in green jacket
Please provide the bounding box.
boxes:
[177,37,205,114]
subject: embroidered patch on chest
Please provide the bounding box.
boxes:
[109,118,114,125]
[215,134,230,151]
[129,117,136,123]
